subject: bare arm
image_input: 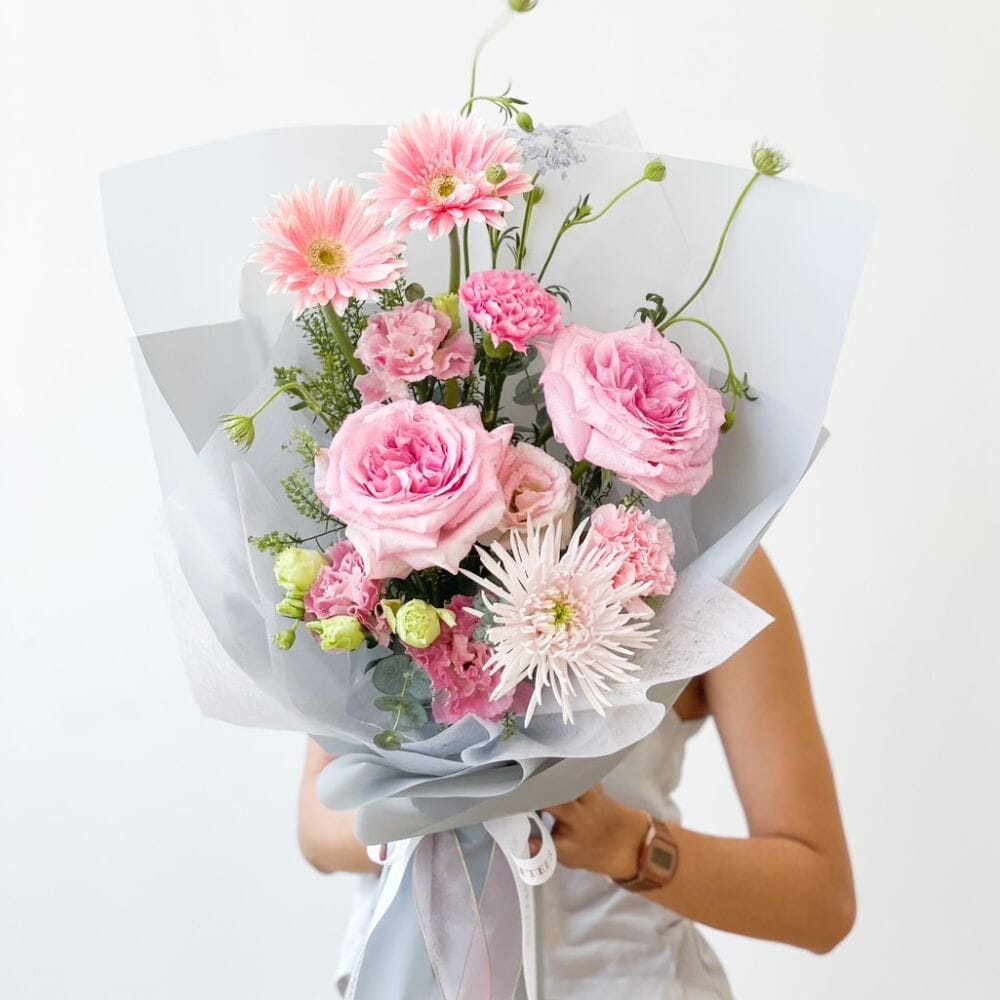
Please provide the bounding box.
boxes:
[297,739,377,874]
[543,549,856,954]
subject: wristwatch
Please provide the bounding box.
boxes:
[613,814,679,892]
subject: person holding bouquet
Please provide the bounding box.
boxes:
[299,548,855,998]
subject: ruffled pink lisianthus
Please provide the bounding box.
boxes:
[314,401,513,578]
[364,114,533,240]
[355,300,475,404]
[588,504,676,617]
[459,269,563,352]
[251,180,406,316]
[304,540,389,644]
[479,442,576,546]
[540,322,725,500]
[408,595,531,724]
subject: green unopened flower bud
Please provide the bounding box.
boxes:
[721,410,736,433]
[404,282,425,302]
[431,293,461,331]
[643,158,667,183]
[515,111,535,133]
[276,595,306,620]
[751,143,789,177]
[508,0,537,11]
[274,628,297,651]
[524,185,544,206]
[273,546,327,598]
[380,599,403,631]
[486,163,508,185]
[219,413,256,451]
[307,615,366,652]
[394,600,443,649]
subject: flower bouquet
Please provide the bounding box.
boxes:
[102,5,873,997]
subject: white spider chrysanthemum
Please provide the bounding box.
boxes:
[464,520,659,724]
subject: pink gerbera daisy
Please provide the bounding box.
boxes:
[364,113,533,240]
[251,180,406,316]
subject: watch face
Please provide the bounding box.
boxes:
[648,838,677,881]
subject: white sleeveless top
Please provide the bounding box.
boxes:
[540,710,732,999]
[336,710,731,999]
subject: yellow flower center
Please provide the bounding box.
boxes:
[428,173,459,202]
[307,238,350,275]
[551,598,574,630]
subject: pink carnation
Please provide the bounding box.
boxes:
[304,540,389,643]
[408,595,531,724]
[588,504,677,617]
[480,442,576,546]
[314,401,512,578]
[540,322,725,501]
[459,269,563,352]
[355,301,475,404]
[364,114,533,240]
[251,181,406,317]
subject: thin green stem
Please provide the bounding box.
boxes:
[390,673,412,734]
[659,316,736,379]
[462,224,471,282]
[573,176,648,228]
[658,315,742,423]
[321,303,366,376]
[468,11,511,107]
[460,95,494,117]
[537,224,569,283]
[296,526,342,546]
[248,384,294,420]
[489,226,501,267]
[515,172,541,269]
[537,176,650,282]
[442,378,461,408]
[251,382,337,434]
[448,228,462,294]
[669,171,762,319]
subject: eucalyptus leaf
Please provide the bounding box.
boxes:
[408,668,432,701]
[503,347,536,375]
[396,696,428,730]
[513,375,544,406]
[373,693,428,731]
[371,654,414,695]
[373,730,402,751]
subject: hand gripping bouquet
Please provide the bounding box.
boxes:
[103,6,873,997]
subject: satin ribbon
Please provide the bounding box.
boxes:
[346,814,557,1000]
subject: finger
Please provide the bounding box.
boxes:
[543,802,579,824]
[551,830,584,869]
[527,837,542,858]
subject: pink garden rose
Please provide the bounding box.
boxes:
[408,595,531,724]
[314,401,513,578]
[355,300,474,404]
[479,442,576,545]
[459,269,562,352]
[540,322,725,501]
[303,540,389,644]
[588,504,676,617]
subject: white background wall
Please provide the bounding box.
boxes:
[2,0,998,997]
